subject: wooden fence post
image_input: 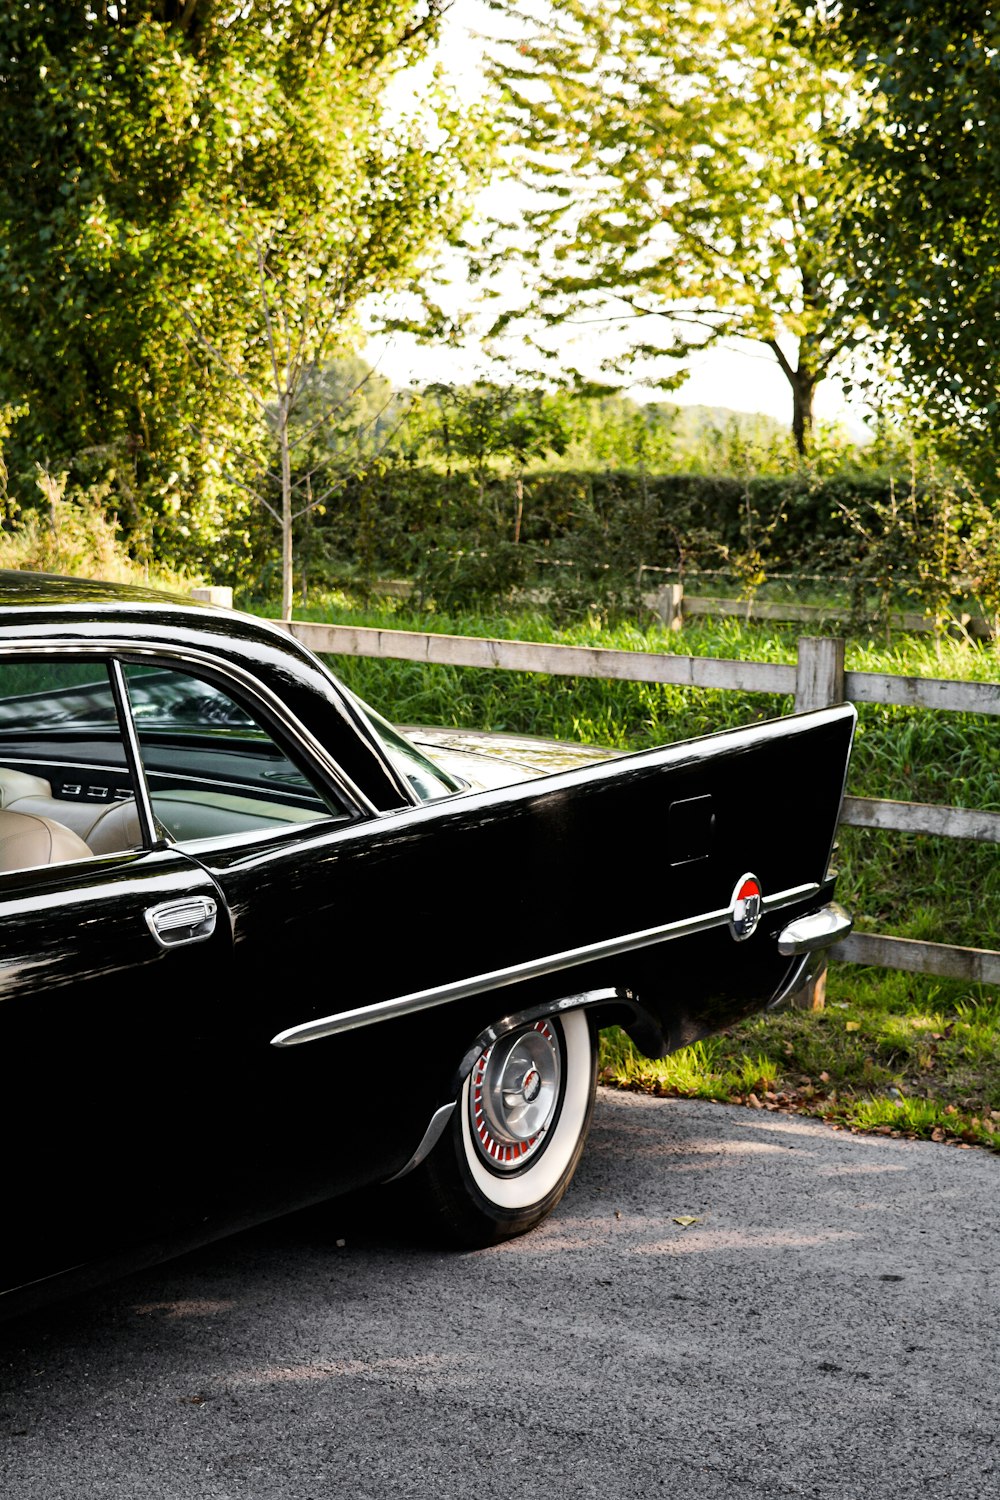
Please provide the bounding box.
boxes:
[649,582,684,630]
[786,637,847,1011]
[189,586,234,609]
[795,635,845,712]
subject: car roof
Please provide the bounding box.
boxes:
[0,569,325,687]
[0,568,325,689]
[0,568,201,609]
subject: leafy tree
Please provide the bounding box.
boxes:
[0,1,490,576]
[555,395,679,471]
[799,1,1000,479]
[296,356,408,464]
[418,382,571,539]
[182,233,425,619]
[477,0,865,453]
[0,404,22,515]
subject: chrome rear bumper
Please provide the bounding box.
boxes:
[777,902,853,956]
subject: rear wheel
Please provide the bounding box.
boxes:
[417,1009,598,1247]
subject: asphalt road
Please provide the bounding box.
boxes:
[1,1089,997,1500]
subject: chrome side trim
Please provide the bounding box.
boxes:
[270,883,821,1048]
[382,1103,456,1182]
[762,883,818,911]
[777,902,853,955]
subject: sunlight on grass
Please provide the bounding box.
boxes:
[597,961,1000,1154]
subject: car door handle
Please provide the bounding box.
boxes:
[145,896,218,949]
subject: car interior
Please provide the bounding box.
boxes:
[0,659,348,871]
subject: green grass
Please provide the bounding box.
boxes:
[599,967,1000,1154]
[254,589,1000,1153]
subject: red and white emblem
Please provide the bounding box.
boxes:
[729,873,763,941]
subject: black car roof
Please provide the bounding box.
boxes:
[0,569,308,665]
[0,568,200,609]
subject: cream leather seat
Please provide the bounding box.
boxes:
[85,798,143,854]
[0,768,142,855]
[0,808,93,872]
[0,767,53,805]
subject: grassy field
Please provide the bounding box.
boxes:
[269,591,1000,1154]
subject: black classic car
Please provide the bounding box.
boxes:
[0,570,855,1320]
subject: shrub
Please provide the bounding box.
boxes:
[0,465,199,592]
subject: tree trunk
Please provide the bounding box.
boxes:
[767,338,819,457]
[790,369,817,457]
[279,396,294,622]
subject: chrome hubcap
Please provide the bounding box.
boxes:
[469,1020,562,1171]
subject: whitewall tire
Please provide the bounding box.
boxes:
[416,1008,598,1247]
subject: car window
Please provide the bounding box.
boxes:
[0,659,135,871]
[0,660,125,731]
[122,664,350,842]
[0,658,353,873]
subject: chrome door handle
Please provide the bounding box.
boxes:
[145,896,218,949]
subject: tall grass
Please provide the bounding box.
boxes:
[0,475,200,593]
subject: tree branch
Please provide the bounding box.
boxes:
[766,338,796,384]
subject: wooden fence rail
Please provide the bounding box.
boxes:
[274,617,1000,989]
[327,576,996,640]
[642,580,995,641]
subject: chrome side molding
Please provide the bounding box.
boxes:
[270,881,821,1048]
[777,902,852,956]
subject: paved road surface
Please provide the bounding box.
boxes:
[2,1089,997,1499]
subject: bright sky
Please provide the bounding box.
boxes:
[363,0,864,435]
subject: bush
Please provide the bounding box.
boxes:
[0,465,200,592]
[305,466,923,616]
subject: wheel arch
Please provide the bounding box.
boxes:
[386,985,653,1186]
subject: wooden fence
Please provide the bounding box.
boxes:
[273,617,1000,990]
[305,575,997,640]
[641,580,995,640]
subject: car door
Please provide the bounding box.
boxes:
[0,848,237,1292]
[0,657,236,1296]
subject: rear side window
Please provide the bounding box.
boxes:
[0,659,134,870]
[122,664,350,842]
[0,657,352,872]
